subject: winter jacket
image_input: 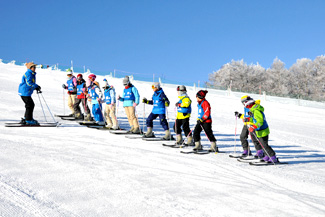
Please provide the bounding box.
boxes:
[146,88,170,114]
[76,79,86,99]
[197,99,212,123]
[66,76,77,95]
[250,104,270,138]
[176,94,191,119]
[88,84,103,105]
[119,84,140,107]
[104,86,116,104]
[18,69,38,96]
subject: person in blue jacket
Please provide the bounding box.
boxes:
[18,62,41,125]
[118,76,141,134]
[87,74,104,125]
[142,82,171,140]
[103,78,119,129]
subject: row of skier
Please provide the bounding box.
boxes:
[18,62,279,163]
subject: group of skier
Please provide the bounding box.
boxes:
[18,62,278,163]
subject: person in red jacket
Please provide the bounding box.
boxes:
[193,90,218,152]
[73,74,91,120]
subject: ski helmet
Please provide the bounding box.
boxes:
[77,74,83,79]
[244,99,255,108]
[88,74,96,80]
[241,95,252,104]
[177,85,187,92]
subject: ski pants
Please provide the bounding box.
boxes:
[21,96,35,121]
[173,118,192,137]
[146,113,169,131]
[256,135,276,157]
[124,106,139,128]
[92,103,104,122]
[193,122,216,142]
[74,97,90,115]
[104,104,118,127]
[68,94,76,114]
[240,125,262,151]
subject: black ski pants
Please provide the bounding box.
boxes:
[193,122,216,142]
[256,135,276,157]
[21,96,35,121]
[240,125,262,151]
[173,118,192,137]
[74,98,90,114]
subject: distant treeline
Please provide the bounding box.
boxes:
[207,56,325,101]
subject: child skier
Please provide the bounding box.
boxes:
[73,74,91,120]
[87,74,104,125]
[18,62,41,125]
[234,95,263,158]
[193,90,218,152]
[174,85,193,145]
[103,78,119,129]
[118,76,140,134]
[142,82,171,140]
[244,99,278,163]
[62,69,77,116]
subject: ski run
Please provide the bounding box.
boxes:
[0,62,325,217]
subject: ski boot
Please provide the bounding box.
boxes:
[143,127,155,138]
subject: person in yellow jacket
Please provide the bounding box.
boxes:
[234,95,264,158]
[173,85,193,146]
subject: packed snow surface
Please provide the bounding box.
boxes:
[0,63,324,217]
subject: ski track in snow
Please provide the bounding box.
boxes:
[0,63,325,216]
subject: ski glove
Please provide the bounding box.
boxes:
[142,98,148,104]
[62,84,67,89]
[234,111,242,118]
[35,86,42,93]
[175,102,181,107]
[248,125,257,132]
[133,102,137,107]
[165,101,169,107]
[197,118,203,125]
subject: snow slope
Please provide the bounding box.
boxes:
[0,62,325,217]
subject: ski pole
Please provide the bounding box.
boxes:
[248,126,275,165]
[37,92,47,122]
[165,107,173,141]
[40,92,56,123]
[134,105,142,134]
[233,116,238,154]
[63,89,65,115]
[142,103,145,133]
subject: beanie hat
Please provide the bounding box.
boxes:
[88,74,96,80]
[26,62,37,69]
[123,76,130,86]
[196,90,208,99]
[152,82,160,89]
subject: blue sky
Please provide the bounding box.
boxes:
[1,0,324,85]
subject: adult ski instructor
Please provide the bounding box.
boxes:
[18,62,41,125]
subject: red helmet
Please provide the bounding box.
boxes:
[77,74,83,79]
[88,74,96,80]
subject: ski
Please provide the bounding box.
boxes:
[5,122,59,127]
[162,143,184,148]
[125,135,144,139]
[78,121,104,126]
[143,137,175,141]
[229,154,243,158]
[249,161,288,166]
[109,130,131,134]
[54,114,73,118]
[237,157,260,163]
[61,117,80,121]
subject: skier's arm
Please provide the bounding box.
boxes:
[252,110,264,129]
[132,87,140,105]
[25,72,38,90]
[201,101,211,121]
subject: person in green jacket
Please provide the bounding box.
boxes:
[244,99,278,163]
